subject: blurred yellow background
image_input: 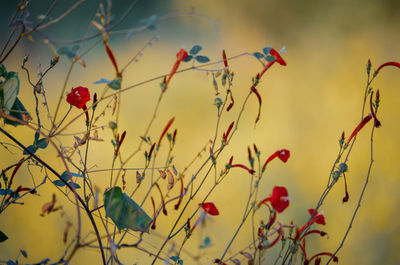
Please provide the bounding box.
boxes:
[1,0,399,264]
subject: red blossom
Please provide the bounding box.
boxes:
[297,209,326,240]
[200,202,219,216]
[262,149,290,172]
[345,114,373,146]
[375,61,400,74]
[308,209,326,225]
[258,47,287,80]
[258,186,290,213]
[66,86,91,109]
[165,48,188,87]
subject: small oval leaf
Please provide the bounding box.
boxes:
[182,55,193,62]
[52,180,66,187]
[253,52,264,59]
[190,45,202,55]
[265,55,276,62]
[195,55,210,63]
[263,46,272,55]
[23,145,37,155]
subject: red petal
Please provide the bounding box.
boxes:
[200,202,219,216]
[277,149,290,162]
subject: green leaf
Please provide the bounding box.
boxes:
[103,186,152,232]
[190,45,202,55]
[253,52,264,59]
[23,145,37,155]
[57,46,70,55]
[60,171,84,182]
[0,64,7,78]
[170,256,180,262]
[0,230,8,242]
[199,236,211,249]
[71,45,80,52]
[0,189,13,195]
[108,77,122,90]
[2,72,20,114]
[36,138,49,149]
[20,249,27,258]
[68,182,80,189]
[182,55,193,62]
[194,55,210,63]
[52,180,66,187]
[6,260,16,265]
[265,55,276,62]
[263,46,272,55]
[3,97,31,126]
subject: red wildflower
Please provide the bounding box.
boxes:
[66,86,90,109]
[297,209,326,240]
[345,114,373,146]
[375,61,400,74]
[200,202,219,216]
[165,48,188,87]
[308,209,326,225]
[258,186,289,213]
[262,149,290,172]
[258,47,287,80]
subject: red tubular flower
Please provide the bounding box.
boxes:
[345,114,373,146]
[262,149,290,172]
[375,61,400,74]
[157,117,175,148]
[250,86,262,125]
[258,47,287,80]
[222,121,234,143]
[258,186,289,213]
[222,49,229,74]
[200,202,219,216]
[226,91,234,111]
[104,41,120,76]
[269,48,287,66]
[67,86,91,109]
[166,48,188,87]
[231,163,256,175]
[297,209,326,240]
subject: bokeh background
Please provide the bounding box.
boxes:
[1,0,400,264]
